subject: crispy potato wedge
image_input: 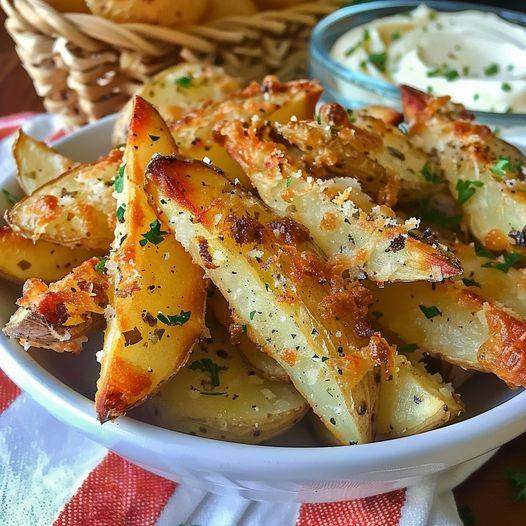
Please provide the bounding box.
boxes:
[216,118,461,283]
[169,76,322,188]
[0,226,95,283]
[146,155,393,445]
[96,97,206,422]
[313,354,462,443]
[3,257,108,353]
[13,130,75,195]
[347,105,446,202]
[6,150,122,250]
[453,241,526,318]
[401,85,526,253]
[112,63,241,145]
[370,280,526,387]
[135,317,308,444]
[208,288,289,382]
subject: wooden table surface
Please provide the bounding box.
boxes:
[2,8,526,526]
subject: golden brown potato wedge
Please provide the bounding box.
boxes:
[13,130,75,195]
[370,280,526,387]
[112,63,241,145]
[313,354,462,443]
[0,226,96,283]
[208,288,289,382]
[453,241,526,318]
[146,155,393,445]
[3,257,108,353]
[96,97,207,422]
[216,118,461,283]
[135,317,308,444]
[401,85,526,253]
[6,150,122,250]
[169,76,322,188]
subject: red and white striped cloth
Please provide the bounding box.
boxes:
[0,113,499,526]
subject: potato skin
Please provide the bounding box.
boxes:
[86,0,207,27]
[205,0,257,22]
[47,0,90,13]
[255,0,304,9]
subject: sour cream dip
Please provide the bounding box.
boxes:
[331,4,526,113]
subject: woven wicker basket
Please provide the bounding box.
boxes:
[1,0,345,128]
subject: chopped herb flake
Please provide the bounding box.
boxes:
[491,156,510,177]
[1,188,18,205]
[420,161,440,183]
[157,310,191,326]
[427,66,459,81]
[456,179,483,205]
[286,177,292,187]
[139,219,168,247]
[484,63,499,76]
[189,358,221,387]
[419,304,442,319]
[116,204,126,223]
[461,277,480,288]
[249,310,256,320]
[474,241,494,259]
[95,257,107,274]
[114,164,125,193]
[368,52,387,72]
[481,252,522,273]
[502,82,512,92]
[391,31,401,41]
[175,75,192,88]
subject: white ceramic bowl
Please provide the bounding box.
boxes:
[1,115,526,503]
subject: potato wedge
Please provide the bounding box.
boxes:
[169,76,322,188]
[313,354,462,443]
[453,241,526,318]
[208,288,289,382]
[13,130,75,195]
[348,105,446,202]
[376,354,462,439]
[0,226,95,283]
[96,97,206,422]
[134,317,308,444]
[112,63,241,145]
[370,280,526,387]
[216,118,461,283]
[146,155,393,445]
[6,150,122,250]
[3,257,108,353]
[401,85,526,253]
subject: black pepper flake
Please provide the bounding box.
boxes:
[330,417,336,425]
[385,234,406,253]
[414,395,422,404]
[509,227,526,248]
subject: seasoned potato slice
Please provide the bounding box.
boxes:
[96,97,206,422]
[13,130,75,195]
[216,118,461,283]
[135,318,308,444]
[401,85,526,253]
[348,105,446,202]
[453,241,526,318]
[6,150,122,250]
[0,226,95,283]
[3,257,108,353]
[170,76,322,188]
[208,288,289,382]
[376,354,462,439]
[370,280,526,387]
[113,63,241,145]
[146,155,393,445]
[313,354,462,443]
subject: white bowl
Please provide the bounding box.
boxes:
[1,115,526,503]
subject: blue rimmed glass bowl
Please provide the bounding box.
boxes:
[310,0,526,127]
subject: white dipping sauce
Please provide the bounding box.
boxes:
[331,4,526,113]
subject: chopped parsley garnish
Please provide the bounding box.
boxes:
[481,252,523,273]
[461,277,480,288]
[174,75,192,88]
[286,177,292,187]
[368,52,387,72]
[427,66,459,82]
[242,324,247,335]
[420,161,440,183]
[506,469,526,501]
[149,134,160,142]
[315,114,321,125]
[1,188,18,205]
[490,156,510,177]
[419,304,442,319]
[474,93,480,101]
[188,358,221,387]
[484,63,499,76]
[474,241,494,259]
[398,343,418,353]
[456,179,483,205]
[116,204,126,223]
[94,257,107,274]
[139,219,168,247]
[501,82,512,92]
[391,31,401,41]
[114,164,125,193]
[344,29,370,56]
[249,310,256,320]
[157,310,191,326]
